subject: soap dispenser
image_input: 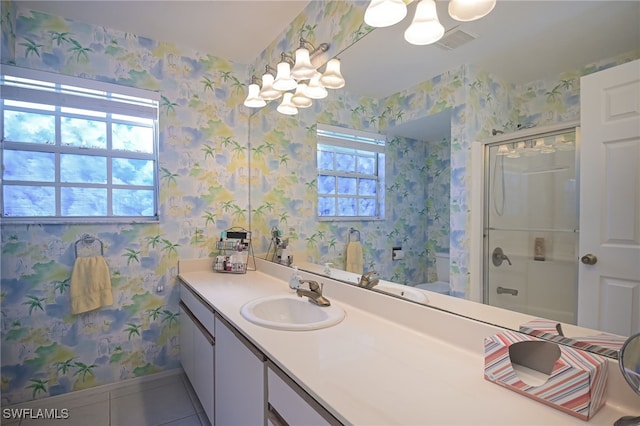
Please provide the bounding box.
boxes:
[289,266,302,290]
[323,263,333,276]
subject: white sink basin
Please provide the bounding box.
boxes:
[240,295,345,331]
[375,282,429,303]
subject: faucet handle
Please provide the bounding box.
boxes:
[361,270,378,281]
[300,279,320,292]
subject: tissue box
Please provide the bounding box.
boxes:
[484,330,608,420]
[519,318,626,358]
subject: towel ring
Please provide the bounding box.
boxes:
[75,234,104,257]
[348,228,360,242]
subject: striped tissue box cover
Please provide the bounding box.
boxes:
[484,330,608,420]
[519,318,625,358]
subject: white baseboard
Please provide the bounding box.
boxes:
[3,368,184,410]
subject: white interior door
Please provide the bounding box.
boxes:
[578,59,640,336]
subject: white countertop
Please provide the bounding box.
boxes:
[178,258,638,426]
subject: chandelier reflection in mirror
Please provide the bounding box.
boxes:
[243,37,345,115]
[364,0,496,45]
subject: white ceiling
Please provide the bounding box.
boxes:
[15,0,640,140]
[344,1,640,98]
[16,0,312,63]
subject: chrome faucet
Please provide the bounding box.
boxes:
[359,270,380,289]
[296,280,331,307]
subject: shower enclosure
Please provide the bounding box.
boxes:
[484,127,579,324]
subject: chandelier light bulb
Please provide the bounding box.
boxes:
[533,139,546,150]
[291,48,317,80]
[291,84,313,108]
[506,149,520,159]
[305,72,328,99]
[273,61,298,92]
[248,38,338,111]
[496,144,510,156]
[448,0,496,22]
[259,73,282,101]
[555,135,575,151]
[364,0,407,28]
[524,140,540,157]
[277,92,298,115]
[534,138,556,154]
[320,58,345,89]
[243,83,266,108]
[404,0,445,45]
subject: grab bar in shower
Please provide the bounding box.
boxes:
[497,286,518,296]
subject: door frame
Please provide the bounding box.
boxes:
[469,120,580,305]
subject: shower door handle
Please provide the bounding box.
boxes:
[497,286,518,296]
[581,254,598,265]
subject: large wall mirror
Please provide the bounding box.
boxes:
[248,0,640,359]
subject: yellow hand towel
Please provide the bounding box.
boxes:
[70,256,113,315]
[345,241,364,275]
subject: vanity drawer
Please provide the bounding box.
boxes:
[180,280,215,335]
[267,362,341,426]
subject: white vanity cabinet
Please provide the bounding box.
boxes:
[267,362,341,426]
[179,283,215,424]
[179,279,342,426]
[214,314,266,426]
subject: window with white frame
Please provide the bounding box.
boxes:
[0,65,160,222]
[316,124,385,220]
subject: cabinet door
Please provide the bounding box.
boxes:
[267,363,340,426]
[215,315,265,426]
[193,322,214,425]
[179,303,195,383]
[180,302,214,425]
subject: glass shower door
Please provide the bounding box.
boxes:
[484,129,579,324]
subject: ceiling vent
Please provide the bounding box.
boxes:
[436,27,477,50]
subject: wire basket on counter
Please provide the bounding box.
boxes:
[214,228,255,274]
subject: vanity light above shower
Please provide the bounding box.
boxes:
[495,134,576,159]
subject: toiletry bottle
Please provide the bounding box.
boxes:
[324,263,333,276]
[235,243,245,272]
[280,248,289,265]
[289,266,302,290]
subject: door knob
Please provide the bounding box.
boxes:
[581,254,598,265]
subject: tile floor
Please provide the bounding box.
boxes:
[2,370,211,426]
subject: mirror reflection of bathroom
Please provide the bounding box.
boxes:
[385,113,452,296]
[615,332,640,426]
[416,252,451,295]
[484,129,578,323]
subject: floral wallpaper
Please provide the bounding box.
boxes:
[1,2,253,405]
[248,97,451,285]
[247,1,452,284]
[0,0,382,406]
[1,0,639,407]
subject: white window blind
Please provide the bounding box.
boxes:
[0,65,160,223]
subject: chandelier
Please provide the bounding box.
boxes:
[244,38,345,115]
[364,0,496,45]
